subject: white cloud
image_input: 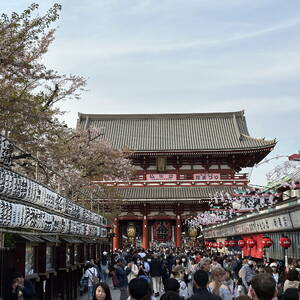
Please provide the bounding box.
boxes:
[48,17,300,61]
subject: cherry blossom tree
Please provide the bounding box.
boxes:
[0,4,134,215]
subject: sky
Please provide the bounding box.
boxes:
[2,0,300,187]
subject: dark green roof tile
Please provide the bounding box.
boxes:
[116,186,240,201]
[77,111,276,151]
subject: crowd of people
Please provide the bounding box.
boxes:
[7,247,300,300]
[78,247,300,300]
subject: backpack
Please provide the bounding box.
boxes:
[89,268,100,285]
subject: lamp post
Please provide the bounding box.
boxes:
[279,236,292,268]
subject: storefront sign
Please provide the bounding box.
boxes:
[204,213,294,238]
[193,173,221,181]
[146,174,177,180]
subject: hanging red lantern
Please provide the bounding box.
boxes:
[247,238,256,248]
[229,240,236,247]
[213,242,218,248]
[204,241,209,247]
[224,240,229,247]
[262,237,273,248]
[238,239,246,248]
[279,237,292,249]
[208,242,213,248]
[218,242,223,249]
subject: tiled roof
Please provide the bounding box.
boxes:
[116,186,240,201]
[77,111,276,152]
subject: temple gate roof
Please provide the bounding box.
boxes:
[77,111,276,152]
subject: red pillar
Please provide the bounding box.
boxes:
[176,215,182,247]
[112,219,119,250]
[142,216,148,250]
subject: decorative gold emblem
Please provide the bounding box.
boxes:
[127,223,136,242]
[188,227,198,240]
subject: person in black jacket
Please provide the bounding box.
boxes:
[187,270,222,300]
[161,259,170,289]
[149,253,162,297]
[115,259,129,300]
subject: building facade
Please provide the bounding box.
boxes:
[77,111,276,249]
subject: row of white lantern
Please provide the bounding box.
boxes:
[0,198,107,237]
[208,190,278,211]
[0,167,106,226]
[0,136,13,167]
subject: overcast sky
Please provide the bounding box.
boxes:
[2,0,300,187]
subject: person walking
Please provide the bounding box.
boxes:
[126,258,139,283]
[173,265,189,299]
[150,253,163,297]
[208,267,232,300]
[115,259,129,300]
[100,252,110,283]
[84,262,100,300]
[239,259,255,293]
[187,270,222,300]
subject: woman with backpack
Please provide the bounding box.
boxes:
[84,262,100,300]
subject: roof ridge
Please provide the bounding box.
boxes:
[78,111,245,120]
[240,133,277,144]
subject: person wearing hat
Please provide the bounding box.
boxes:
[173,265,189,299]
[270,263,279,284]
[270,261,285,298]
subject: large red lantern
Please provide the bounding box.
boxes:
[279,237,292,249]
[213,242,218,248]
[218,242,224,249]
[224,240,229,247]
[262,237,273,248]
[247,238,256,248]
[238,239,246,248]
[229,240,236,247]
